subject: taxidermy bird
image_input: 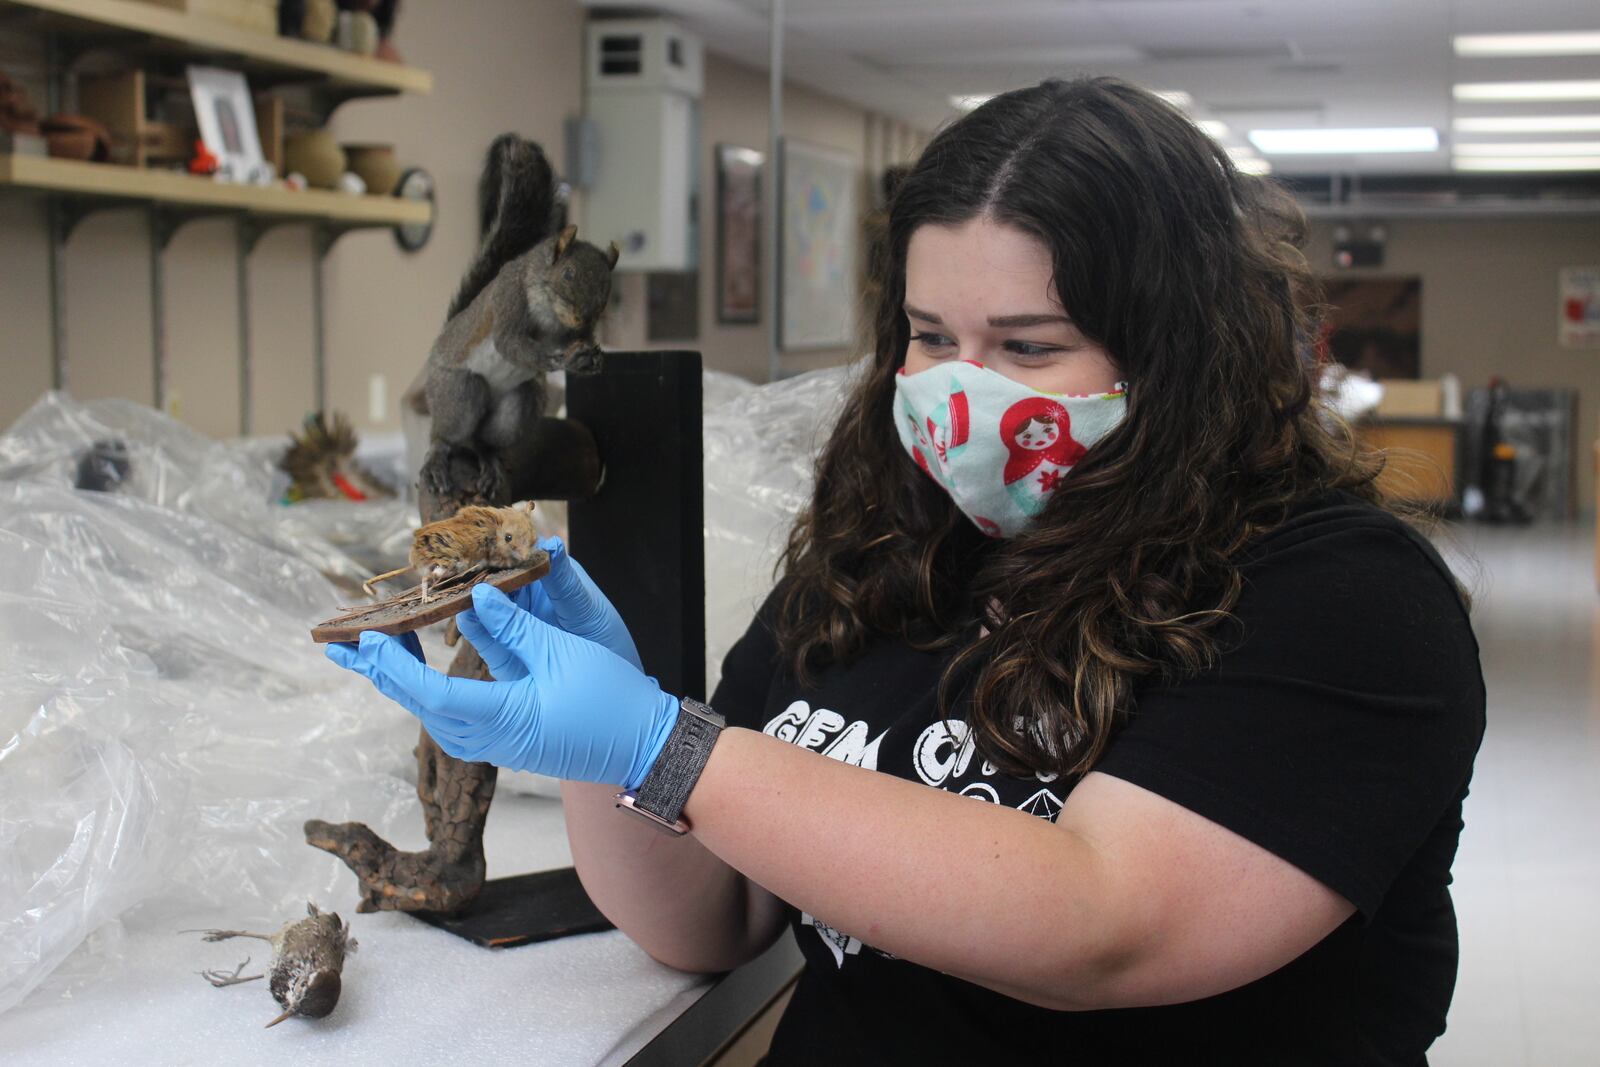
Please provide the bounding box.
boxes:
[190,902,357,1027]
[279,411,396,502]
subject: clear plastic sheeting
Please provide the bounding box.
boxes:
[0,393,418,590]
[0,477,424,1015]
[0,394,425,1015]
[701,364,855,692]
[0,363,844,1030]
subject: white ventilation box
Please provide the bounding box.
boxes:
[583,18,703,272]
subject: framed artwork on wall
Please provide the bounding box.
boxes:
[1318,276,1422,379]
[778,138,859,351]
[1559,267,1600,348]
[715,144,763,325]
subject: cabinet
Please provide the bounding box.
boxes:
[1357,417,1462,512]
[0,0,433,428]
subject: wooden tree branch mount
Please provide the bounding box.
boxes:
[308,554,550,643]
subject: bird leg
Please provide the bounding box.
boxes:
[183,928,274,943]
[198,957,264,987]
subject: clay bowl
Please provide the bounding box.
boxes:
[41,114,109,161]
[284,129,346,190]
[46,129,97,160]
[342,143,400,195]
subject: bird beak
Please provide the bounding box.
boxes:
[264,1008,295,1028]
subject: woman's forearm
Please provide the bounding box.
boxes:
[682,728,1125,1008]
[560,779,788,973]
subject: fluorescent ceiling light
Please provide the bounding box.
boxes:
[1454,141,1600,156]
[1454,31,1600,57]
[1454,115,1600,133]
[1248,127,1440,154]
[904,45,1145,67]
[950,94,994,112]
[1225,147,1271,175]
[1454,155,1600,171]
[1454,80,1600,101]
[1153,90,1193,109]
[1196,120,1230,139]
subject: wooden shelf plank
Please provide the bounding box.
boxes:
[0,153,431,226]
[0,0,432,96]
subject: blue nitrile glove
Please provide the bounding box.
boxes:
[508,537,642,671]
[325,583,679,788]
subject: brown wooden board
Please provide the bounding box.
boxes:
[309,554,550,643]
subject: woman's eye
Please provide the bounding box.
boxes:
[1004,341,1062,359]
[910,331,955,350]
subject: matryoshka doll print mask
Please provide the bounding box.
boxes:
[893,359,1126,538]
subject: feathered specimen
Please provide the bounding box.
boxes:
[190,902,357,1028]
[279,411,396,503]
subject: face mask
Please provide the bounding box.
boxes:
[892,359,1126,538]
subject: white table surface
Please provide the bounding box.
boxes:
[0,791,714,1066]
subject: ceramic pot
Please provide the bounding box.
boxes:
[301,0,336,43]
[336,11,379,55]
[41,114,108,161]
[284,129,346,189]
[343,143,400,195]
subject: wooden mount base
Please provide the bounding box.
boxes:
[308,555,550,643]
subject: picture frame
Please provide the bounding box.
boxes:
[778,138,859,351]
[715,144,763,325]
[1318,276,1422,379]
[186,65,268,184]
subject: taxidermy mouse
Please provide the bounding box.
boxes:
[404,135,618,505]
[364,500,540,601]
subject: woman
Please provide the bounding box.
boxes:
[330,77,1484,1064]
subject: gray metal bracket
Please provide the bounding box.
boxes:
[234,218,301,433]
[307,223,361,415]
[147,204,239,412]
[47,196,144,391]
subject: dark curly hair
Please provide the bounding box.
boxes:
[772,76,1389,780]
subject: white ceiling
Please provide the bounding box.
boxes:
[582,0,1600,175]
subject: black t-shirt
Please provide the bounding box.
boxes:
[709,493,1485,1066]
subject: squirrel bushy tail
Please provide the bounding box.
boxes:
[446,134,556,319]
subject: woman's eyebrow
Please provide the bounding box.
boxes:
[988,313,1074,327]
[904,305,1074,328]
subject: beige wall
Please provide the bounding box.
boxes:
[1304,216,1600,515]
[1,16,931,441]
[0,0,586,439]
[604,51,929,382]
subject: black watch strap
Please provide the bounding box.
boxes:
[624,697,724,833]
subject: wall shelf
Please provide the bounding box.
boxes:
[1,152,431,226]
[0,0,435,432]
[0,0,432,102]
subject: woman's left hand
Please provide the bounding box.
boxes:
[325,583,679,788]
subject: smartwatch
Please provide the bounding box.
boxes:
[614,696,725,835]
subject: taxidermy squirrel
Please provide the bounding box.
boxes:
[405,134,618,504]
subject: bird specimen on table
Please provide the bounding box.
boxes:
[187,902,357,1028]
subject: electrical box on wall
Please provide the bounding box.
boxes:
[583,18,703,273]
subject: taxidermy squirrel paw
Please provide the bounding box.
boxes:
[562,339,604,375]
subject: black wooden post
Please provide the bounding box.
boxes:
[567,351,706,701]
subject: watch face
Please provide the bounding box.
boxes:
[394,166,435,253]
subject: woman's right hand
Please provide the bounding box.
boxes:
[468,536,643,676]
